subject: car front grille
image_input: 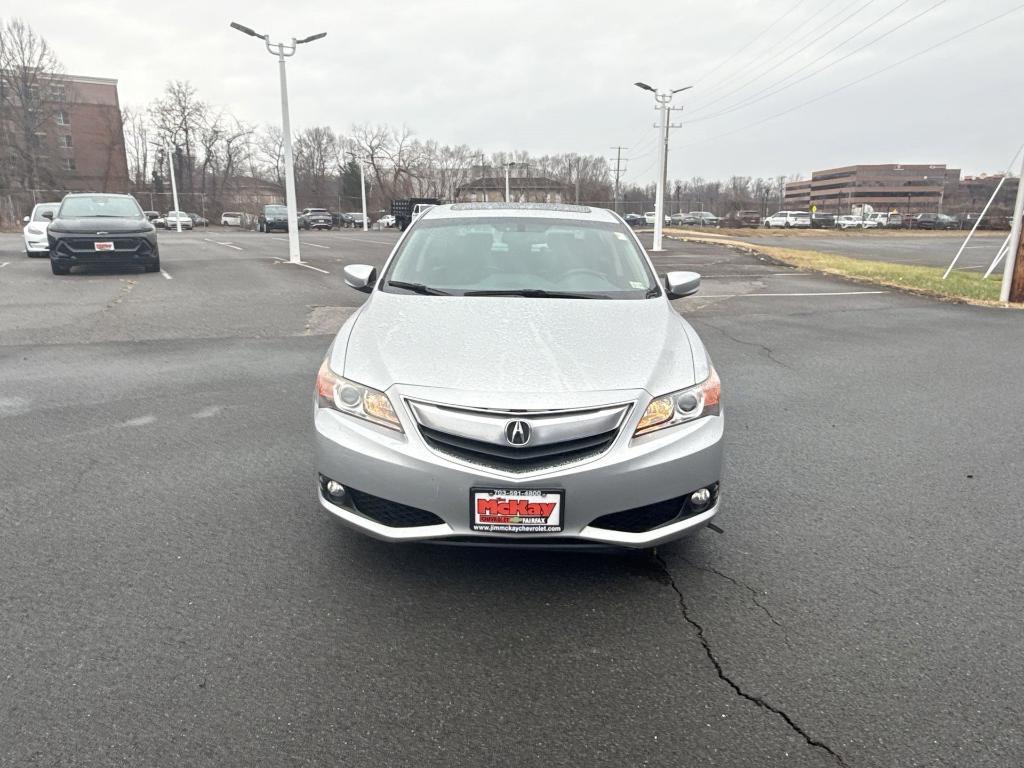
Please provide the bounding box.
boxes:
[419,425,619,474]
[55,237,152,257]
[408,401,630,474]
[588,484,719,533]
[347,488,445,528]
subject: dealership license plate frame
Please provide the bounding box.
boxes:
[94,241,115,251]
[470,488,565,534]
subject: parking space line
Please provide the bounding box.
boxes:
[339,236,394,246]
[0,262,9,268]
[160,269,173,280]
[271,257,330,274]
[699,290,888,298]
[204,238,243,251]
[271,236,330,250]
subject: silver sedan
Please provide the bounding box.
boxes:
[314,203,723,548]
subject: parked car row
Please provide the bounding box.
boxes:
[142,210,208,229]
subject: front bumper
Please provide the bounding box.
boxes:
[315,399,723,548]
[24,236,48,253]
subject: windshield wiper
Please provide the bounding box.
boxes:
[463,288,610,299]
[387,280,452,296]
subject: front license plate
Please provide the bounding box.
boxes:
[94,241,114,251]
[471,489,564,533]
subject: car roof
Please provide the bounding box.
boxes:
[422,202,619,223]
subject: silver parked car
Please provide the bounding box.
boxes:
[314,203,723,548]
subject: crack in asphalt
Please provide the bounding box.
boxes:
[652,552,850,768]
[697,318,793,370]
[680,557,792,644]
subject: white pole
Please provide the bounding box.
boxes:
[983,233,1012,279]
[652,97,668,252]
[505,164,511,202]
[167,144,182,233]
[278,47,301,264]
[1001,155,1024,302]
[359,160,368,232]
[943,175,1007,279]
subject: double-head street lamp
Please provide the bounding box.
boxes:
[635,82,692,252]
[230,22,326,264]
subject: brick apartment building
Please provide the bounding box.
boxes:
[50,74,131,193]
[1,72,130,196]
[784,164,961,215]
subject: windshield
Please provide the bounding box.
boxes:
[382,216,659,299]
[32,203,59,221]
[265,205,287,214]
[58,196,143,219]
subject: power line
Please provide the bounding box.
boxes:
[689,0,877,115]
[696,0,843,95]
[676,2,1024,152]
[688,0,935,125]
[692,0,810,86]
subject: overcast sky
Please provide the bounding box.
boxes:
[17,0,1024,182]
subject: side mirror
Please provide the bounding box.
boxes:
[42,210,54,220]
[665,271,701,299]
[23,215,30,223]
[344,264,377,293]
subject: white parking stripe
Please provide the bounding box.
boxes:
[203,238,244,251]
[0,262,9,268]
[339,236,394,246]
[271,257,330,274]
[160,269,173,280]
[303,242,330,249]
[699,290,888,298]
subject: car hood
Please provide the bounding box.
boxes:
[336,292,701,401]
[49,217,152,234]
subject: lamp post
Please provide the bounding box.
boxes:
[504,161,519,203]
[635,82,691,252]
[348,152,369,232]
[230,22,325,264]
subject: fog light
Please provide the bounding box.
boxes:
[325,480,345,498]
[690,488,712,509]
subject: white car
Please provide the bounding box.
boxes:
[763,211,811,228]
[412,204,435,221]
[221,211,243,227]
[377,214,396,228]
[835,215,873,230]
[165,210,194,230]
[23,202,60,257]
[643,211,671,226]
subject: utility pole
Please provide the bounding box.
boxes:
[230,21,325,264]
[574,156,581,205]
[610,146,627,213]
[1001,155,1024,303]
[634,82,691,252]
[167,144,182,232]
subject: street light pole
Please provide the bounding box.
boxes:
[230,22,325,265]
[347,151,370,231]
[635,82,691,252]
[504,162,516,203]
[167,144,182,232]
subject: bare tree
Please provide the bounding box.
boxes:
[149,80,207,193]
[294,125,339,206]
[255,125,284,186]
[122,106,149,188]
[0,19,68,189]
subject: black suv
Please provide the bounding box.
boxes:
[258,204,289,233]
[913,213,958,230]
[46,193,159,276]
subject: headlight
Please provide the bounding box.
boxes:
[315,359,403,432]
[634,366,721,437]
[26,225,44,235]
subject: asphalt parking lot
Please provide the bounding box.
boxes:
[720,230,1007,272]
[2,227,1023,767]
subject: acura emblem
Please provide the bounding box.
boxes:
[504,419,531,446]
